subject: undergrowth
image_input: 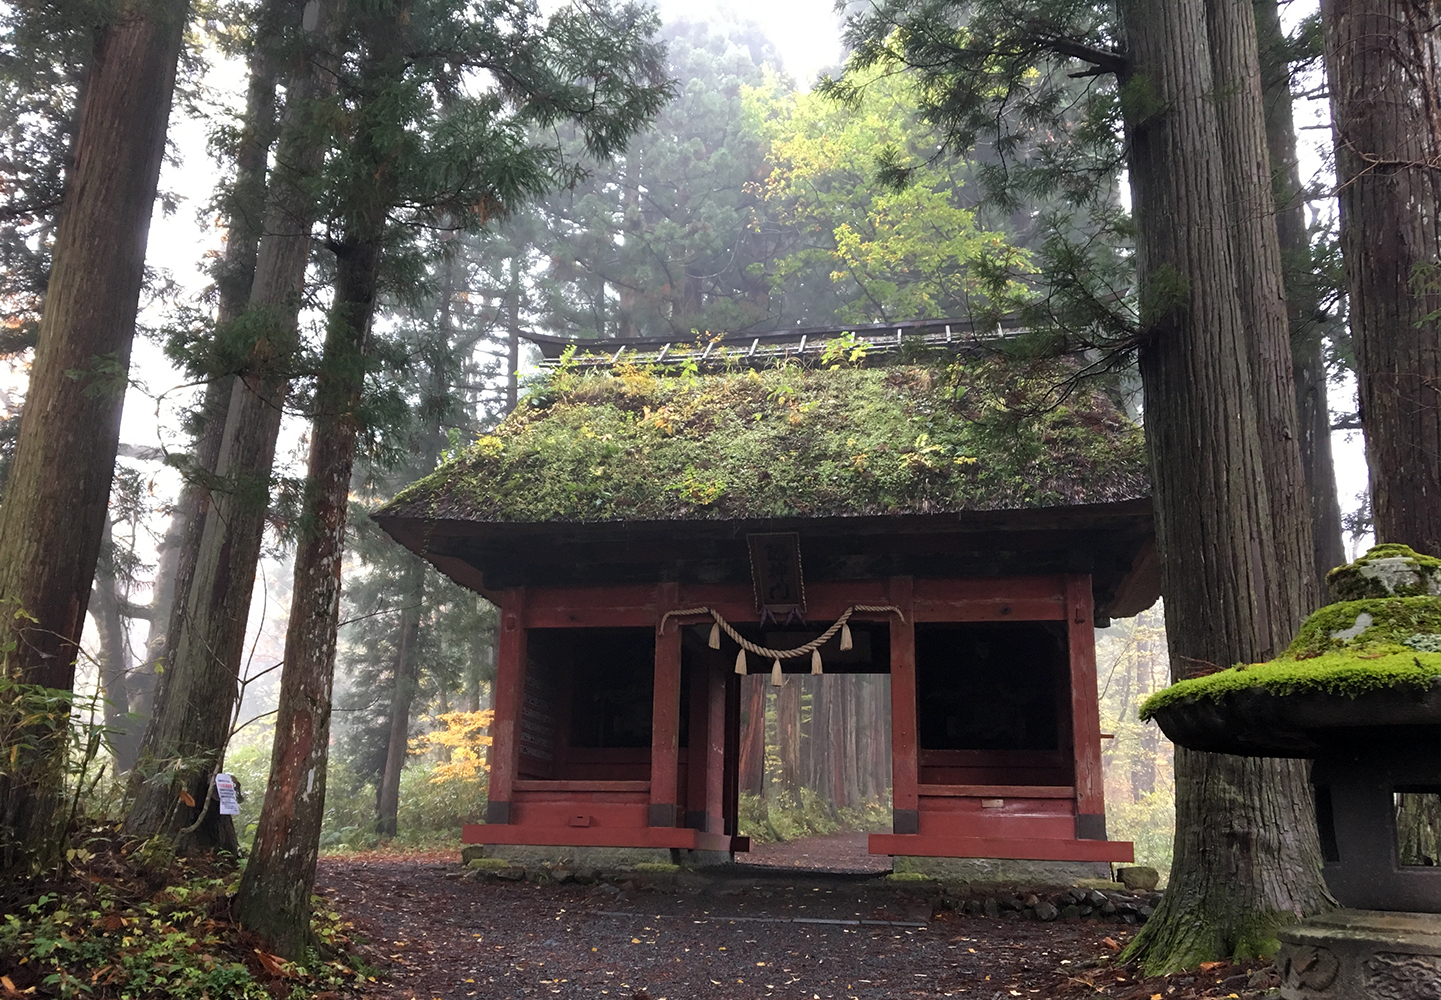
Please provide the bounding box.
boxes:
[738,789,892,845]
[0,827,376,999]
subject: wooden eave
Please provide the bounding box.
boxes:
[375,497,1160,620]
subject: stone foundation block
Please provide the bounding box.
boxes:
[1277,908,1441,999]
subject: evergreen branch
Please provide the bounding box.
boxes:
[1041,35,1129,78]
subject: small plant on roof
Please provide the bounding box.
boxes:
[821,331,869,367]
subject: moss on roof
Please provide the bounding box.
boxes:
[1138,594,1441,720]
[382,354,1148,525]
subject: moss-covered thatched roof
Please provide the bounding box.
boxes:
[381,354,1148,526]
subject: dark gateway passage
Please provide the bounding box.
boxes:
[915,622,1066,754]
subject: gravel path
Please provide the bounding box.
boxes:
[743,833,890,874]
[317,849,1277,1000]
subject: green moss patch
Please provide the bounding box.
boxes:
[1139,595,1441,720]
[382,354,1147,524]
[1326,543,1441,601]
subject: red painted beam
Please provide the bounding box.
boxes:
[919,784,1077,799]
[461,823,749,852]
[868,833,1135,863]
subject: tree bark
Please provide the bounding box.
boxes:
[376,555,424,838]
[92,523,138,769]
[506,256,522,413]
[234,236,379,958]
[152,5,286,716]
[0,0,188,867]
[776,677,801,801]
[1323,0,1441,557]
[1118,0,1331,972]
[126,0,339,846]
[1255,0,1348,587]
[738,676,765,795]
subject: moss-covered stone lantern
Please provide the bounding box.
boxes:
[1143,545,1441,998]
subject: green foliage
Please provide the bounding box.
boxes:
[1095,607,1174,879]
[525,18,781,339]
[747,66,1029,323]
[385,355,1147,524]
[738,789,892,845]
[0,669,123,868]
[1139,596,1441,719]
[0,852,371,999]
[317,759,489,853]
[820,333,870,367]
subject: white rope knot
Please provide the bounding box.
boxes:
[659,603,904,679]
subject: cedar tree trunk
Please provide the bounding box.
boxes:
[233,237,379,958]
[1117,0,1331,972]
[0,0,187,866]
[1255,0,1348,587]
[376,556,424,838]
[129,0,283,785]
[126,0,338,846]
[1323,0,1441,557]
[92,524,138,769]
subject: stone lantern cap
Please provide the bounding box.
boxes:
[1140,545,1441,758]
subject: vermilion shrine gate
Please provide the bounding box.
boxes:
[377,320,1159,867]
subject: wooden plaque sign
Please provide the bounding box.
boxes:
[748,532,806,619]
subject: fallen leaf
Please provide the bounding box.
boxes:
[1101,937,1120,952]
[1199,960,1226,972]
[1,975,16,995]
[178,790,196,808]
[1151,994,1162,1000]
[255,950,296,978]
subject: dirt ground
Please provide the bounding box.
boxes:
[318,837,1279,1000]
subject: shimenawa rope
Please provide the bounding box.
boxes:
[658,604,903,683]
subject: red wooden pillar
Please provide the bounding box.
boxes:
[888,576,919,835]
[487,586,527,824]
[650,582,682,827]
[1066,574,1107,839]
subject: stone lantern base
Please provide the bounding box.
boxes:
[1277,909,1441,999]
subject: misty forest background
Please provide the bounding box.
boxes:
[11,6,1357,878]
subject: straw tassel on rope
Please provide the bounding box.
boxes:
[770,658,784,686]
[839,622,853,651]
[735,648,747,675]
[708,621,721,649]
[811,648,823,675]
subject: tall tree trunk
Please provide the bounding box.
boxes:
[152,5,286,724]
[1255,0,1348,587]
[0,0,188,868]
[92,523,138,769]
[234,236,379,957]
[776,678,801,801]
[376,556,424,838]
[505,256,522,412]
[1118,0,1330,972]
[1323,0,1441,557]
[128,507,184,734]
[126,0,339,846]
[738,676,765,795]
